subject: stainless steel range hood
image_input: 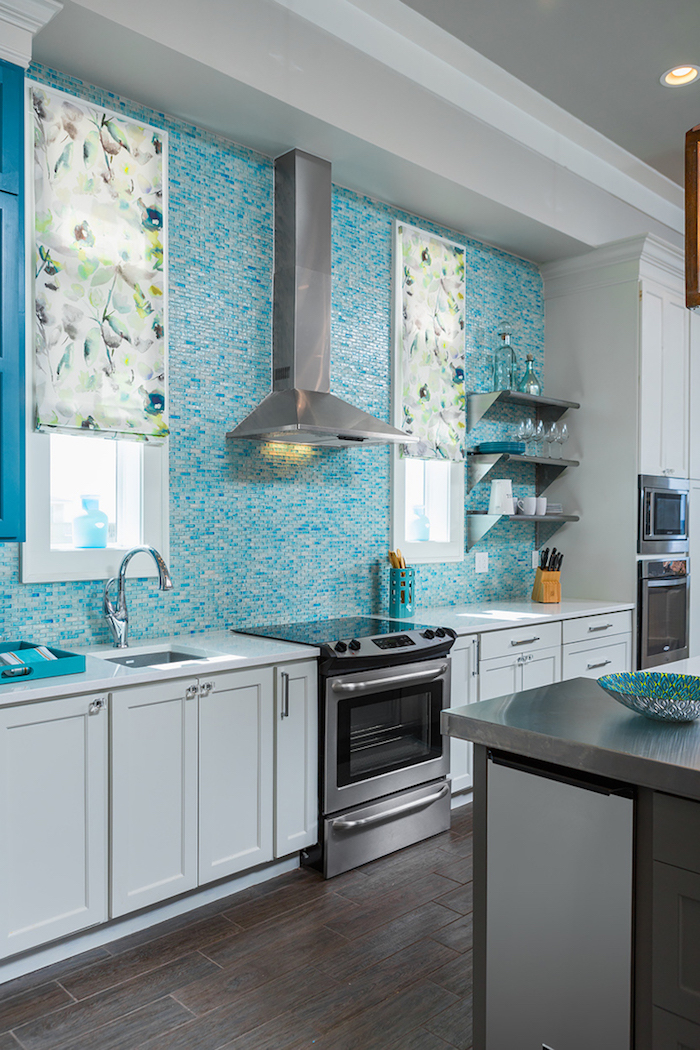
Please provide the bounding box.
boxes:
[226,149,416,448]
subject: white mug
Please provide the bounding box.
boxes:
[516,497,537,516]
[489,479,514,515]
[535,496,547,516]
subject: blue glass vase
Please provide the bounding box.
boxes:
[72,497,108,548]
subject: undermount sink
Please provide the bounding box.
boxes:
[104,649,209,668]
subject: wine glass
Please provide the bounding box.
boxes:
[546,422,560,459]
[532,420,546,458]
[517,417,535,453]
[556,422,569,460]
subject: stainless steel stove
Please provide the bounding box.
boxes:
[236,616,456,877]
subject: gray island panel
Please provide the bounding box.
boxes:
[442,676,700,801]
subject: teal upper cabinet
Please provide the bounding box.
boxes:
[0,59,24,542]
[0,60,22,195]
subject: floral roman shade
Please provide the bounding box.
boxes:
[31,84,168,440]
[395,223,466,461]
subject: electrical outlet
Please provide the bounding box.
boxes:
[475,552,489,573]
[532,550,540,569]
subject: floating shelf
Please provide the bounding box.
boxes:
[467,512,580,549]
[467,452,579,494]
[467,390,580,431]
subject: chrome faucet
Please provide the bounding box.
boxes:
[103,546,173,648]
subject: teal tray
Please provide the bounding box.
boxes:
[0,641,86,684]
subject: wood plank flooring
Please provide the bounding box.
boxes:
[0,804,473,1050]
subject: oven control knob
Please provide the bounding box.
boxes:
[435,627,446,638]
[335,640,347,653]
[348,639,361,651]
[422,629,435,640]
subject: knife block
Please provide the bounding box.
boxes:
[531,568,561,603]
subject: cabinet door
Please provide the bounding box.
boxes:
[479,654,519,702]
[0,694,108,957]
[274,660,318,858]
[653,861,700,1026]
[562,636,633,680]
[111,679,198,917]
[653,1007,700,1049]
[199,667,274,883]
[639,279,690,478]
[521,646,561,691]
[0,189,24,541]
[690,482,700,658]
[0,60,22,195]
[449,638,478,795]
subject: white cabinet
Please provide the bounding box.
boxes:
[111,677,199,917]
[111,658,316,918]
[199,667,274,883]
[274,660,318,858]
[0,693,108,957]
[690,482,700,659]
[448,637,479,796]
[561,611,634,680]
[480,647,561,701]
[638,278,690,478]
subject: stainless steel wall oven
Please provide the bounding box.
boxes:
[638,474,689,555]
[638,557,690,668]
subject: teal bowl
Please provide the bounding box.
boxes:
[598,672,700,722]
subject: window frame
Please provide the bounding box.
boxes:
[20,82,169,584]
[390,220,465,563]
[21,430,169,583]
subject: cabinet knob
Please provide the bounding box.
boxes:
[199,681,213,697]
[185,684,198,700]
[88,697,105,715]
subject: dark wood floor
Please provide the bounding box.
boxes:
[0,804,473,1050]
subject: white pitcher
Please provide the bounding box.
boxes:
[488,479,514,515]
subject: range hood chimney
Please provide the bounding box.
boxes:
[226,149,416,448]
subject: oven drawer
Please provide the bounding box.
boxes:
[321,779,450,879]
[562,611,633,645]
[479,620,561,661]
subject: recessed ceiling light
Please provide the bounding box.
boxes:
[660,65,700,87]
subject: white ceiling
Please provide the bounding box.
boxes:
[402,0,700,186]
[28,0,687,262]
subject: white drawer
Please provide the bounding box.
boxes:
[562,610,633,645]
[479,620,562,661]
[562,636,633,680]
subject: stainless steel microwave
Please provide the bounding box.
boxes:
[638,474,689,555]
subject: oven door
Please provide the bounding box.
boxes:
[638,576,689,668]
[323,657,450,814]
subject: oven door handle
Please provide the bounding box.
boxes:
[646,577,687,587]
[330,664,448,694]
[330,783,450,830]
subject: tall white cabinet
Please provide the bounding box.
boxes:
[542,234,690,610]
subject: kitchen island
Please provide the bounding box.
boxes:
[443,671,700,1050]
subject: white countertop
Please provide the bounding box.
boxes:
[415,598,634,636]
[0,631,319,706]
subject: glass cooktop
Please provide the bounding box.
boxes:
[234,616,436,647]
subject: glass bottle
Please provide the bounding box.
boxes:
[517,353,543,396]
[72,496,108,548]
[492,325,516,391]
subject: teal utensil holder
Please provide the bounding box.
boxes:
[389,567,415,618]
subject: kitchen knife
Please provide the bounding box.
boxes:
[540,548,549,570]
[548,548,557,571]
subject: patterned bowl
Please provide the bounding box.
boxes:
[598,672,700,722]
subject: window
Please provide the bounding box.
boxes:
[21,430,168,583]
[391,453,465,563]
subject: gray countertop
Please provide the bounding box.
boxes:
[415,598,633,636]
[443,677,700,802]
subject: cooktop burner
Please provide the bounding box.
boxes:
[235,616,438,647]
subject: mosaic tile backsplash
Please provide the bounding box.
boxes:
[2,64,546,645]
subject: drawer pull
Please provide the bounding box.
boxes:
[587,660,612,670]
[511,637,540,647]
[588,623,614,632]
